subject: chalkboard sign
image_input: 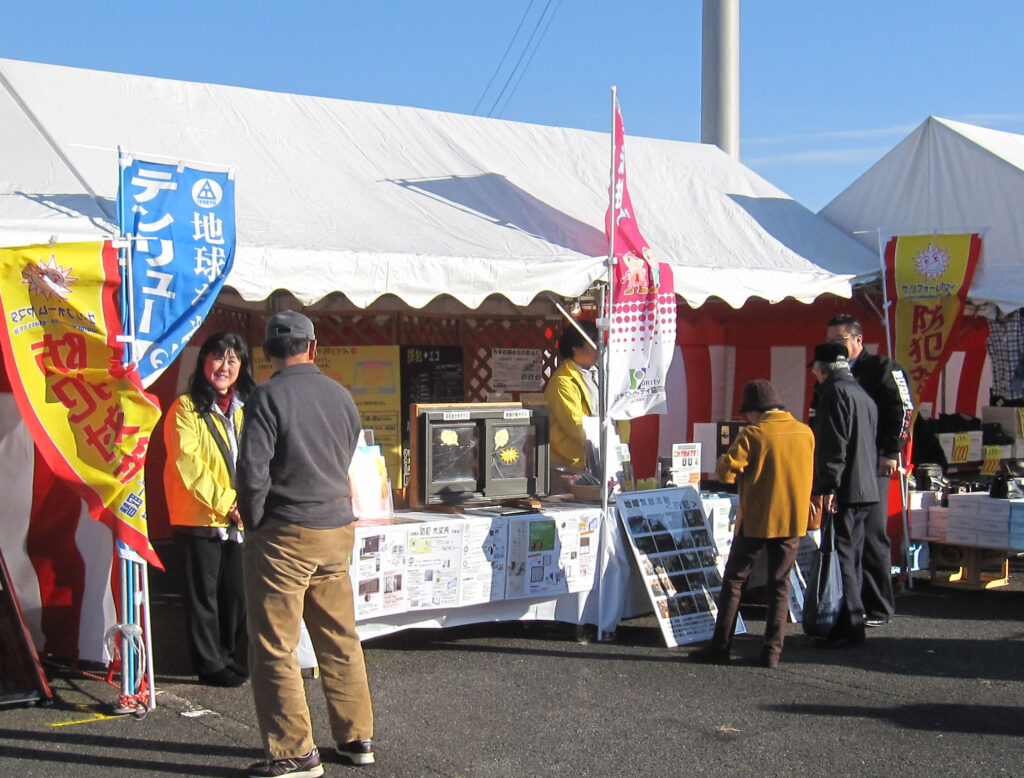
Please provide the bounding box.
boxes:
[401,346,465,484]
[0,548,52,706]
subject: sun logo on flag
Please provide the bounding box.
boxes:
[22,254,78,300]
[913,243,950,280]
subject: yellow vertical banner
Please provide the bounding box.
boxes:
[0,242,163,568]
[883,233,981,406]
[255,345,402,487]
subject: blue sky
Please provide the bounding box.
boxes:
[4,1,1023,210]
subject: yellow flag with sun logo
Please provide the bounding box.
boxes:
[0,242,163,568]
[884,233,981,408]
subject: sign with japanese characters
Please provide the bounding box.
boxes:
[884,233,981,406]
[0,242,163,567]
[617,486,738,647]
[255,345,403,488]
[117,156,235,387]
[605,95,676,418]
[490,348,544,392]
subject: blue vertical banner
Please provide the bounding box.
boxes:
[117,155,235,386]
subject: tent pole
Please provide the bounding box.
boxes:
[596,86,618,642]
[0,69,116,223]
[877,229,914,590]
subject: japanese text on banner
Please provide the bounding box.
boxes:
[604,96,676,419]
[117,157,235,386]
[0,242,163,567]
[883,233,981,406]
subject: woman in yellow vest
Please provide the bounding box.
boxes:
[164,332,255,687]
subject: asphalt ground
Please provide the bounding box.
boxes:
[2,543,1023,777]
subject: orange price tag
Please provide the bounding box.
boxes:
[981,445,1002,476]
[951,432,971,463]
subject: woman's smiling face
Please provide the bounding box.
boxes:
[203,349,240,395]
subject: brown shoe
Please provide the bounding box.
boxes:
[687,644,731,664]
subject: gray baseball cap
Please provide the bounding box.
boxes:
[265,310,315,341]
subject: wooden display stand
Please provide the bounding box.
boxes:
[929,542,1010,590]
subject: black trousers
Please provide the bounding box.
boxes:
[711,534,800,659]
[177,532,246,676]
[860,474,897,621]
[833,503,871,640]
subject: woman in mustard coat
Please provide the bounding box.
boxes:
[164,332,255,687]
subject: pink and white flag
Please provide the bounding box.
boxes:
[605,96,676,418]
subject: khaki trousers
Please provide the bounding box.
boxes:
[243,520,373,759]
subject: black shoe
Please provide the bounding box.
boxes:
[198,667,247,688]
[759,652,779,669]
[336,739,375,766]
[227,659,250,678]
[246,748,323,777]
[687,644,731,664]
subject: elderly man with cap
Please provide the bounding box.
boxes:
[237,310,374,778]
[808,342,879,648]
[689,379,815,669]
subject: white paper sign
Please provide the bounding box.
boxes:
[490,348,544,391]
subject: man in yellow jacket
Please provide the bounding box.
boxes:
[544,320,629,477]
[689,379,814,669]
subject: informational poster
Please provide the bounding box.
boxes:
[490,348,544,392]
[256,345,403,488]
[459,514,509,606]
[670,443,701,487]
[352,523,408,619]
[405,518,464,610]
[505,510,599,599]
[554,507,600,594]
[618,486,742,648]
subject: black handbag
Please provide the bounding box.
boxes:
[802,512,845,638]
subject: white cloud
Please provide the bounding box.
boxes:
[743,123,917,147]
[743,146,892,167]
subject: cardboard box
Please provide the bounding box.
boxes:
[973,531,1010,549]
[937,431,983,464]
[981,405,1024,438]
[945,527,979,545]
[946,493,984,518]
[908,491,940,511]
[977,498,1012,520]
[928,506,948,539]
[908,508,929,539]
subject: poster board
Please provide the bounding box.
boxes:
[458,514,509,606]
[404,517,465,611]
[504,509,599,599]
[352,523,409,620]
[617,486,743,648]
[255,345,403,488]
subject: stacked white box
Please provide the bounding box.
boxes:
[1008,501,1024,550]
[908,508,929,539]
[927,506,948,540]
[936,431,983,463]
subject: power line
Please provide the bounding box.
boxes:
[494,0,563,119]
[485,0,555,118]
[472,1,537,116]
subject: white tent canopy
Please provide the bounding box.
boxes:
[820,116,1024,312]
[0,58,875,310]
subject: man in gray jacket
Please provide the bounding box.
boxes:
[809,342,879,647]
[237,310,374,778]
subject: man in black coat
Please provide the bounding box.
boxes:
[810,342,879,646]
[826,314,913,626]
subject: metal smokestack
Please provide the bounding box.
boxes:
[701,0,740,159]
